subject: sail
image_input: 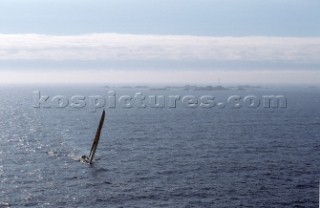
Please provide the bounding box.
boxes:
[88,110,105,163]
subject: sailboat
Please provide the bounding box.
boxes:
[81,110,106,164]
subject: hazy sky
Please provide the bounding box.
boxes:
[0,0,319,84]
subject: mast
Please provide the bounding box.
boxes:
[89,110,105,163]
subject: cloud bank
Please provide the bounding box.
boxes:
[1,33,319,84]
[0,33,319,64]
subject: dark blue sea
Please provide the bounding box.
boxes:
[0,84,319,207]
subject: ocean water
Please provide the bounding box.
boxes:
[0,85,319,207]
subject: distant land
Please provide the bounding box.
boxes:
[103,84,262,91]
